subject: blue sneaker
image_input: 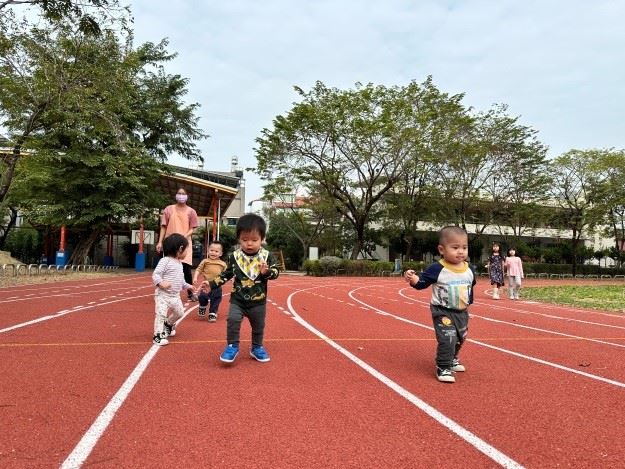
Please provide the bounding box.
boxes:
[220,344,239,363]
[250,345,271,362]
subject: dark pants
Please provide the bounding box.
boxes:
[430,305,469,368]
[182,262,193,297]
[199,287,222,314]
[227,303,267,347]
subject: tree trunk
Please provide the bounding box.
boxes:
[0,207,18,249]
[570,229,579,276]
[350,219,366,260]
[68,229,102,264]
[0,149,20,204]
[403,233,414,260]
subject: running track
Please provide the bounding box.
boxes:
[1,273,624,468]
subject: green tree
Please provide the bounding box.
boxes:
[550,150,606,275]
[260,177,333,264]
[0,0,123,35]
[256,80,440,259]
[590,149,625,267]
[1,18,206,263]
[480,105,551,240]
[382,78,464,257]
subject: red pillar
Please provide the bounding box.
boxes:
[138,221,144,254]
[56,225,67,266]
[59,225,66,252]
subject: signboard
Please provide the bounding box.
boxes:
[131,230,155,245]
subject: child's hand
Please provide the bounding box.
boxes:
[260,262,269,275]
[159,281,171,290]
[404,269,419,286]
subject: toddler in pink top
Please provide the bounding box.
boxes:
[505,248,524,300]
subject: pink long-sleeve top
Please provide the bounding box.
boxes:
[505,256,524,278]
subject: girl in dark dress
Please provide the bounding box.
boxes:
[487,243,505,299]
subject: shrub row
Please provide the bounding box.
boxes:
[303,258,426,276]
[304,258,625,277]
[474,262,625,276]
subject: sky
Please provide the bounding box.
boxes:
[130,0,625,207]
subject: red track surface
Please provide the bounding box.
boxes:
[1,274,624,468]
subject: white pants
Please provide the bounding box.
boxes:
[153,290,185,336]
[508,276,522,299]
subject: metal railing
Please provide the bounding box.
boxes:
[0,263,119,277]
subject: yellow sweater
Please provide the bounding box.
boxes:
[195,258,227,282]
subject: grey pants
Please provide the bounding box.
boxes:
[227,302,267,347]
[508,276,522,298]
[430,305,469,369]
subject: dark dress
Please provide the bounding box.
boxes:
[488,254,505,286]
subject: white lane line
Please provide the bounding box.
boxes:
[60,305,196,469]
[471,313,625,349]
[356,288,625,389]
[474,300,625,325]
[0,294,153,334]
[286,288,524,469]
[60,346,159,469]
[0,285,152,305]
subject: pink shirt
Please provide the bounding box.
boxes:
[505,256,524,278]
[161,204,199,265]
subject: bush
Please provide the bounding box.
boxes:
[303,258,426,276]
[523,262,625,276]
[4,228,42,264]
[318,256,343,274]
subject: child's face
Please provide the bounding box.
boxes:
[493,245,499,253]
[438,233,468,266]
[239,229,263,255]
[207,243,223,259]
[509,249,516,257]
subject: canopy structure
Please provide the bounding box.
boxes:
[157,164,241,244]
[157,165,240,217]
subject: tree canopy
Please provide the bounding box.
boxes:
[0,14,207,262]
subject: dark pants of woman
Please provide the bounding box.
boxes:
[227,303,267,347]
[430,305,469,368]
[182,262,193,297]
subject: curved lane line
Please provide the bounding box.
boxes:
[286,287,525,469]
[473,301,625,329]
[351,287,625,389]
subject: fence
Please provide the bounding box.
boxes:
[0,263,120,278]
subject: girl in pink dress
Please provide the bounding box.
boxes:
[505,248,524,300]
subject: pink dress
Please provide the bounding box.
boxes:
[161,204,199,265]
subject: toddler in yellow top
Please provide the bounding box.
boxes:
[193,240,227,322]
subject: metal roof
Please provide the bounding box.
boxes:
[158,165,240,217]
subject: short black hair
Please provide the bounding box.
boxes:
[162,233,189,257]
[236,213,266,239]
[208,239,223,249]
[438,225,468,244]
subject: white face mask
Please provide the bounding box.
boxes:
[176,194,188,203]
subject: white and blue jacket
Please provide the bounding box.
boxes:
[411,260,476,311]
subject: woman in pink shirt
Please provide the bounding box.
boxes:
[156,188,199,301]
[505,248,524,300]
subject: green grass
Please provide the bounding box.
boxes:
[522,285,625,312]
